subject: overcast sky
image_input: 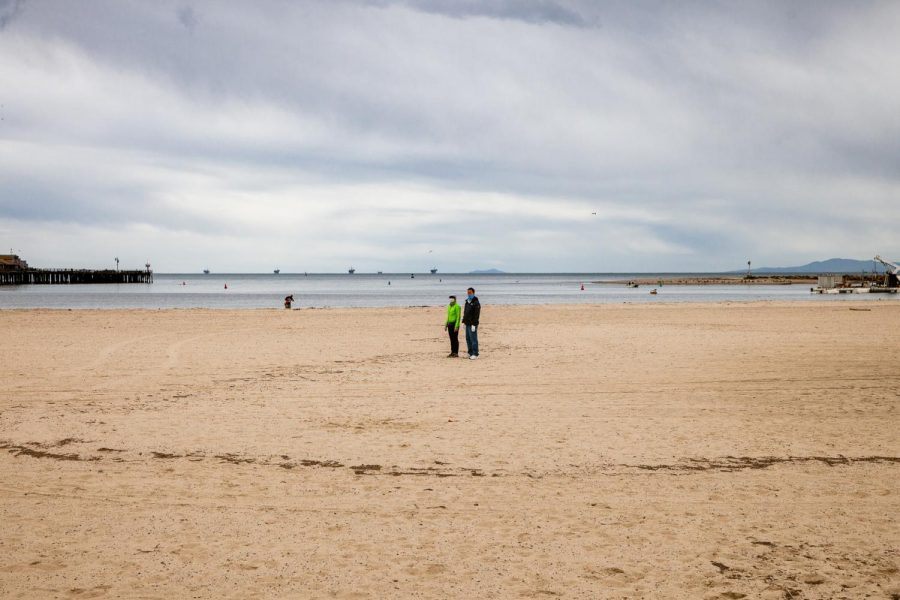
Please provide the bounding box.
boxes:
[1,0,898,272]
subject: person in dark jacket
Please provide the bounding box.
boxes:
[462,287,481,359]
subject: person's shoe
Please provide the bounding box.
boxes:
[451,353,459,357]
[447,353,456,358]
[469,355,478,360]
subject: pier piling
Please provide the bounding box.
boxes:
[0,267,152,286]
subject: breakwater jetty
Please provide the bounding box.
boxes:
[0,255,152,286]
[599,275,818,286]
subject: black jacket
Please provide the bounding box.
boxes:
[462,296,481,326]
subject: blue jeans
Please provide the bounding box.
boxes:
[465,324,479,356]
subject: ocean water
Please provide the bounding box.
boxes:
[0,272,893,309]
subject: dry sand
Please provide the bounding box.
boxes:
[1,302,898,599]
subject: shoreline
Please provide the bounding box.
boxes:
[1,297,899,313]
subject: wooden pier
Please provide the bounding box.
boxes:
[0,255,152,285]
[0,268,153,285]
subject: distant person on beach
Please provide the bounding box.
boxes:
[284,295,294,309]
[462,287,481,359]
[445,295,461,357]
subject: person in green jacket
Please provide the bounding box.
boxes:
[445,295,461,357]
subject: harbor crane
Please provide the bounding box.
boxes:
[874,255,900,288]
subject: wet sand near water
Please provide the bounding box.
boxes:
[1,303,898,598]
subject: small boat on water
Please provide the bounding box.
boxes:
[273,268,280,274]
[430,267,438,274]
[348,267,356,274]
[203,268,210,274]
[649,288,658,295]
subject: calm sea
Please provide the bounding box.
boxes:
[0,272,893,309]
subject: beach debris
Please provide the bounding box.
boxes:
[350,464,382,475]
[299,459,343,468]
[215,453,255,464]
[10,446,83,461]
[711,561,730,573]
[151,451,180,459]
[630,454,900,472]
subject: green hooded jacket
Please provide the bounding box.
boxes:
[446,302,461,329]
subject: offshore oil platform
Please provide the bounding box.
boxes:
[0,254,153,285]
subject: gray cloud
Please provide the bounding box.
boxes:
[359,0,589,27]
[0,0,25,29]
[1,0,899,272]
[176,6,198,33]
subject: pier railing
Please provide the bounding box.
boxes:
[0,269,153,285]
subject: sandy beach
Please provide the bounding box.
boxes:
[1,302,898,599]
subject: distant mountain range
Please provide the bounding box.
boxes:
[743,258,886,274]
[469,268,506,274]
